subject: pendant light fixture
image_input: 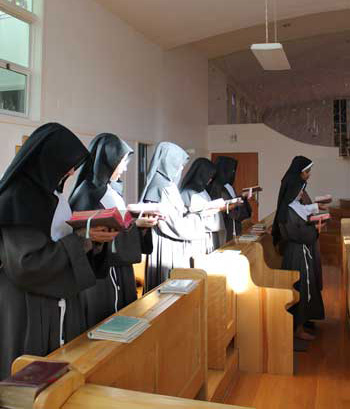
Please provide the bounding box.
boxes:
[250,0,291,70]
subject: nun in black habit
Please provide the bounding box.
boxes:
[69,133,155,328]
[140,142,206,292]
[272,156,325,340]
[0,123,117,380]
[208,156,252,241]
[181,158,223,254]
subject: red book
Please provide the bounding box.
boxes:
[0,361,69,409]
[308,212,331,223]
[66,207,134,231]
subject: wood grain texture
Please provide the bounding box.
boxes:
[15,276,208,401]
[225,264,350,409]
[60,384,251,409]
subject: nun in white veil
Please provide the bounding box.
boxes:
[140,142,206,292]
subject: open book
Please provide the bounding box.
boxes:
[314,194,332,204]
[241,186,262,195]
[66,207,133,231]
[127,203,167,219]
[190,197,243,214]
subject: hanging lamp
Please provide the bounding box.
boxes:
[250,0,291,70]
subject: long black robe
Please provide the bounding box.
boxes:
[208,156,251,241]
[220,187,252,239]
[69,133,152,328]
[280,208,325,326]
[0,228,96,380]
[301,190,323,291]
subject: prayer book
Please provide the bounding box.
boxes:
[241,186,262,194]
[127,203,167,219]
[314,194,332,204]
[238,234,259,242]
[308,212,331,223]
[0,361,69,409]
[88,315,150,343]
[159,279,198,294]
[67,207,133,231]
[250,223,266,234]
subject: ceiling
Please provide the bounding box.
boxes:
[94,0,350,49]
[212,30,350,110]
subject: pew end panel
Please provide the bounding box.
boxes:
[40,274,208,400]
[221,235,299,376]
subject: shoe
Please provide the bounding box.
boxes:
[295,329,316,341]
[304,321,316,330]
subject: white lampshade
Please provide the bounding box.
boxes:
[251,43,291,71]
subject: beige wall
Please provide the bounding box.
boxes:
[0,0,208,203]
[209,124,350,219]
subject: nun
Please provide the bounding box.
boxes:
[0,123,117,380]
[181,157,223,254]
[272,156,325,340]
[140,142,206,292]
[69,133,156,328]
[208,156,252,241]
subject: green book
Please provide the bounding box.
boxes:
[95,316,144,334]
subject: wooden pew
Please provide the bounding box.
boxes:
[341,218,350,320]
[13,272,208,401]
[22,368,252,409]
[173,212,298,380]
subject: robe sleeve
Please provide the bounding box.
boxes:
[282,209,318,246]
[0,226,96,299]
[155,190,206,241]
[109,224,142,266]
[231,198,252,223]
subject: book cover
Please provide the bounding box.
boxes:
[94,316,145,334]
[66,207,133,231]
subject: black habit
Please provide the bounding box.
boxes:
[272,156,324,327]
[69,133,152,328]
[0,123,96,380]
[208,156,251,240]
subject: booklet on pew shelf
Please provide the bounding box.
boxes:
[0,361,69,409]
[159,279,198,295]
[66,207,133,231]
[238,234,260,242]
[88,315,150,343]
[250,223,267,235]
[308,212,331,223]
[314,194,332,204]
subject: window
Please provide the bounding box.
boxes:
[138,143,153,198]
[0,1,36,116]
[334,99,349,156]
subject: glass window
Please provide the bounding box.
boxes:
[15,0,33,12]
[0,66,27,113]
[0,11,30,67]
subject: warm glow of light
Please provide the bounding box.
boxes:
[198,251,250,294]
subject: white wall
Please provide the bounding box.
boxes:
[0,0,208,203]
[209,124,350,219]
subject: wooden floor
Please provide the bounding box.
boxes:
[224,263,350,409]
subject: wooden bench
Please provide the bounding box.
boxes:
[13,272,208,401]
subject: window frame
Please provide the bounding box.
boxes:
[0,0,36,117]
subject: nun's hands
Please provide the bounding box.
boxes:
[318,203,329,211]
[135,215,159,228]
[89,226,119,243]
